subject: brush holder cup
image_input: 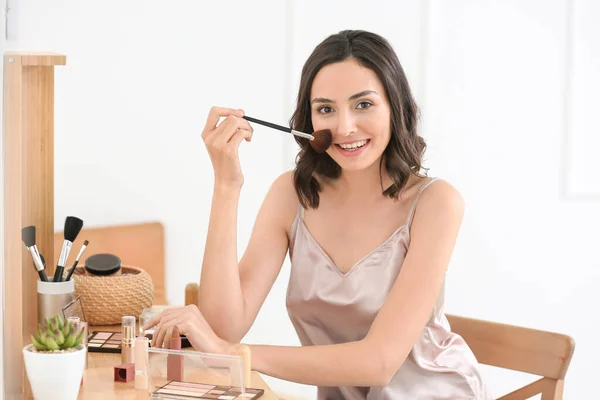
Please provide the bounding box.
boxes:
[37,279,75,324]
[72,265,154,325]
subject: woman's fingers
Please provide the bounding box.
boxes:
[163,325,182,349]
[164,326,175,349]
[213,115,253,146]
[148,305,220,350]
[150,310,174,347]
[152,320,165,348]
[203,106,244,135]
[144,315,161,330]
[155,321,189,348]
[229,128,253,148]
[144,308,177,330]
[150,308,195,348]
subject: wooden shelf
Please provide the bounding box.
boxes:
[3,51,66,399]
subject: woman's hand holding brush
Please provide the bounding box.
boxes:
[202,106,253,189]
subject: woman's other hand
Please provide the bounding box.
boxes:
[144,304,235,354]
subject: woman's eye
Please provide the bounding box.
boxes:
[317,106,333,114]
[357,101,372,109]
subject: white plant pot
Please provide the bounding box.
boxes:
[23,344,86,400]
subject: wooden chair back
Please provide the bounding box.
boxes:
[446,314,575,400]
[53,221,167,304]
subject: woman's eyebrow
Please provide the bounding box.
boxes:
[311,90,379,104]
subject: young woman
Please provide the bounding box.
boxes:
[147,30,492,399]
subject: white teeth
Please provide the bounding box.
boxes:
[338,140,367,150]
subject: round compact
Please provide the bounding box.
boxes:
[84,253,122,276]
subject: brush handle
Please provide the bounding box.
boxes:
[54,240,73,282]
[65,242,88,281]
[53,266,64,282]
[243,115,314,140]
[64,260,79,282]
[243,115,292,134]
[28,247,48,282]
[38,254,48,282]
[38,270,49,282]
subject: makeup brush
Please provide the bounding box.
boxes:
[64,240,89,282]
[21,226,48,282]
[242,115,332,153]
[54,216,84,282]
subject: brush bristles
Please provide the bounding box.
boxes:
[22,226,36,247]
[64,216,84,242]
[83,240,89,246]
[310,129,333,153]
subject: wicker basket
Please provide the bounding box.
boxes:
[72,265,154,325]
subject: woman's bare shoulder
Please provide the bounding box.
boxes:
[413,177,464,221]
[269,170,297,201]
[264,170,300,232]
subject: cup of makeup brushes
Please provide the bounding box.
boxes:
[37,279,75,324]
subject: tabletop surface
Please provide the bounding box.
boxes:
[78,325,278,400]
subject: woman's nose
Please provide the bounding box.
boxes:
[336,111,357,137]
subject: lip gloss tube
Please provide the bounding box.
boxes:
[121,316,136,364]
[135,336,149,390]
[67,317,88,369]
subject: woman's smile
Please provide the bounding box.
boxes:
[334,139,371,157]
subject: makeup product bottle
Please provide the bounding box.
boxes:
[167,335,183,381]
[134,336,149,390]
[121,316,136,364]
[68,317,88,369]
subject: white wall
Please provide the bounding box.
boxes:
[3,0,598,398]
[420,2,598,398]
[568,0,600,196]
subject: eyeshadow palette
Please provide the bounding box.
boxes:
[87,331,123,353]
[151,381,264,399]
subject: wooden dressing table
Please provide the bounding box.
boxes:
[78,325,278,399]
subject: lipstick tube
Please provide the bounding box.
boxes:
[167,334,183,381]
[121,316,136,364]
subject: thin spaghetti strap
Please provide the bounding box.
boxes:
[298,202,305,219]
[288,203,305,255]
[405,177,440,227]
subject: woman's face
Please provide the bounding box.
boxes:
[310,58,392,172]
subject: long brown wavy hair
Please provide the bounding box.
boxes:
[291,30,428,209]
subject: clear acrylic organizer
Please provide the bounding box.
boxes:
[145,347,264,399]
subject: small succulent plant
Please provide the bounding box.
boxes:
[30,314,85,351]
